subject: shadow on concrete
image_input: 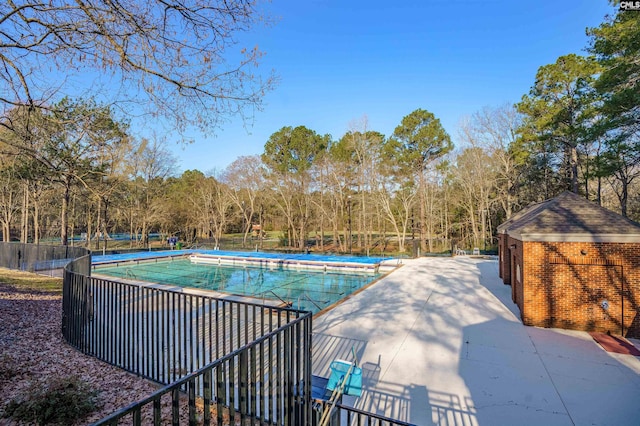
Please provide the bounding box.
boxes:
[462,267,640,426]
[312,332,367,377]
[475,260,521,320]
[352,378,478,426]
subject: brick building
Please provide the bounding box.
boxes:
[497,191,640,338]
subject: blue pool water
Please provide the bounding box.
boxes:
[92,251,390,314]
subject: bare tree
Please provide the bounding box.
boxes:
[449,131,498,250]
[470,104,521,219]
[0,158,20,241]
[125,137,176,247]
[374,182,415,254]
[0,0,275,135]
[342,116,384,251]
[221,155,266,248]
[198,174,233,248]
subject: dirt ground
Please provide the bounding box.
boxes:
[0,282,174,425]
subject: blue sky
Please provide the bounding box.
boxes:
[167,0,616,174]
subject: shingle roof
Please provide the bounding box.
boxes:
[497,191,640,242]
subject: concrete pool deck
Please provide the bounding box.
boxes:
[312,256,640,426]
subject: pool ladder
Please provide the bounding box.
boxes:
[262,291,325,311]
[298,293,324,311]
[263,290,292,308]
[124,268,137,280]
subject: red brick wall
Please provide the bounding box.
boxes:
[519,241,640,338]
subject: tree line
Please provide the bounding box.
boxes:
[0,2,637,254]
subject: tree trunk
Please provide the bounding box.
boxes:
[571,145,579,194]
[243,206,253,248]
[299,221,305,250]
[102,198,109,252]
[620,180,628,218]
[86,209,92,247]
[259,207,264,249]
[129,207,135,248]
[61,184,70,246]
[33,194,40,244]
[332,211,341,252]
[419,172,426,252]
[360,191,367,250]
[70,195,75,247]
[21,185,28,243]
[481,209,487,253]
[95,197,102,250]
[142,220,148,248]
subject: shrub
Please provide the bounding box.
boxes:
[0,355,19,382]
[3,376,98,425]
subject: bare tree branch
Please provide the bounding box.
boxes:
[0,0,275,135]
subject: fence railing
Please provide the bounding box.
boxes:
[95,316,312,425]
[0,242,413,425]
[313,401,417,426]
[62,255,313,425]
[0,242,89,274]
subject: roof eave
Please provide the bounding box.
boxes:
[509,232,640,243]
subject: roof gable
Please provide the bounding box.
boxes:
[498,191,640,242]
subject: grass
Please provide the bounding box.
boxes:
[0,267,62,294]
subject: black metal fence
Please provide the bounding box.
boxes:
[0,242,89,273]
[94,318,312,425]
[313,401,417,426]
[0,242,414,425]
[62,256,313,425]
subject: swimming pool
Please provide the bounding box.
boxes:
[93,255,388,314]
[92,249,390,269]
